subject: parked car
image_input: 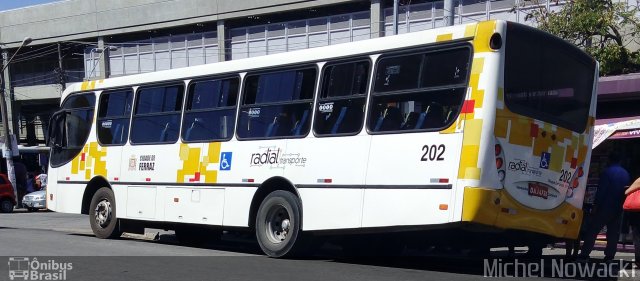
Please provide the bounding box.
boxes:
[22,189,46,212]
[0,174,16,213]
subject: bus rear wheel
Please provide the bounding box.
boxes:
[89,187,122,239]
[256,190,304,258]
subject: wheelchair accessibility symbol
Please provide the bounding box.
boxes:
[539,152,551,169]
[220,152,232,171]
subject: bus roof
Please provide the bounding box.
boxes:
[61,20,493,101]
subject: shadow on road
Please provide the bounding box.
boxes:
[77,230,635,280]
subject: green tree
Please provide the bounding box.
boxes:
[518,0,640,76]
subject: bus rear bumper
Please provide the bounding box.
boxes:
[461,186,582,239]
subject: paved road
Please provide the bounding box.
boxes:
[0,210,637,281]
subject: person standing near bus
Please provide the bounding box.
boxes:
[578,151,630,262]
[13,160,27,207]
[624,177,640,267]
[35,174,47,190]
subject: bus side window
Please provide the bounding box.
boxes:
[237,67,316,139]
[130,84,184,145]
[314,60,369,136]
[368,46,471,133]
[97,89,133,145]
[181,77,239,142]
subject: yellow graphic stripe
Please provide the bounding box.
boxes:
[177,142,221,183]
[497,110,591,175]
[80,80,103,91]
[71,151,81,175]
[203,142,221,183]
[464,24,477,38]
[69,142,108,180]
[436,33,453,42]
[473,21,496,53]
[177,143,201,183]
[88,142,107,178]
[468,57,485,111]
[456,22,496,180]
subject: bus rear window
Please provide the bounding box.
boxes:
[504,23,596,133]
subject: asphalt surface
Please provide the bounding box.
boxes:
[0,210,638,281]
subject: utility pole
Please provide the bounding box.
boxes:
[0,37,32,204]
[444,0,455,26]
[392,0,399,35]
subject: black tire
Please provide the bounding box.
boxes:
[89,187,122,239]
[256,190,306,258]
[175,225,222,246]
[27,207,38,212]
[0,198,13,213]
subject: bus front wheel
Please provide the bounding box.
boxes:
[89,187,122,239]
[256,190,304,258]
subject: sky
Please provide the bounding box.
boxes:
[0,0,63,12]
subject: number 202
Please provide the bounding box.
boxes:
[559,169,572,183]
[421,144,445,161]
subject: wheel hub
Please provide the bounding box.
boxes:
[265,205,291,244]
[94,199,112,228]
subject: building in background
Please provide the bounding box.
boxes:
[0,0,565,151]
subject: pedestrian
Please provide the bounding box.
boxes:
[14,160,27,207]
[566,185,597,259]
[578,150,630,262]
[35,174,47,190]
[624,177,640,268]
[566,211,589,259]
[25,173,35,193]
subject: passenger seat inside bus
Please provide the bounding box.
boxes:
[415,103,444,129]
[424,103,445,128]
[373,106,402,131]
[265,117,279,137]
[111,123,122,144]
[291,110,309,136]
[265,113,293,137]
[330,107,348,134]
[401,112,419,130]
[444,110,455,124]
[159,123,170,142]
[184,118,205,140]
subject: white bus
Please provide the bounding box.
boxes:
[46,20,598,257]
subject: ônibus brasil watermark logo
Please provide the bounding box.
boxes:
[7,257,72,280]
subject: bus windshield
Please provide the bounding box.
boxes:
[504,22,596,133]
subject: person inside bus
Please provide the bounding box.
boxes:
[578,151,630,262]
